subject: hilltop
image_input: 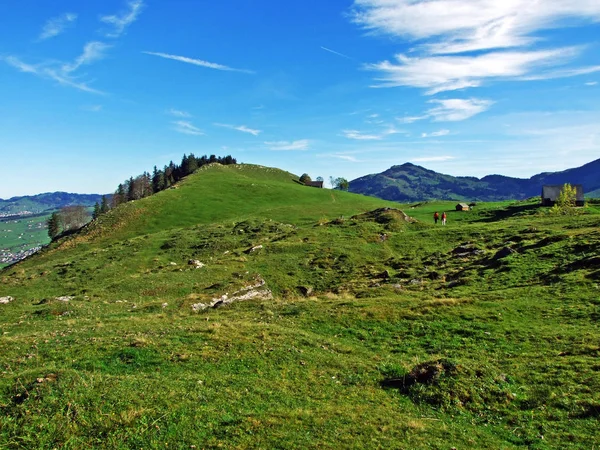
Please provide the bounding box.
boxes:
[349,157,600,202]
[1,164,599,448]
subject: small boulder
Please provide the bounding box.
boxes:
[297,286,313,297]
[55,296,73,302]
[0,296,13,304]
[188,259,205,269]
[244,245,263,254]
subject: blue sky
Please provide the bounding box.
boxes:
[1,0,599,198]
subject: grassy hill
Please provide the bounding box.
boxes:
[1,164,599,448]
[350,158,600,202]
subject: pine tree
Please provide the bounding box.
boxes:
[92,202,100,219]
[47,212,60,239]
[100,195,109,214]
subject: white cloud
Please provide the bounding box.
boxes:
[39,13,77,40]
[100,0,144,38]
[168,109,191,118]
[172,121,204,136]
[520,65,600,81]
[428,98,494,121]
[62,42,111,73]
[352,0,600,93]
[586,81,598,86]
[411,155,455,162]
[143,51,254,74]
[343,129,383,140]
[422,129,450,138]
[397,115,429,124]
[351,0,600,54]
[214,123,262,136]
[366,48,578,94]
[265,140,310,151]
[2,53,106,95]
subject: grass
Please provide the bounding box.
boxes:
[1,164,599,449]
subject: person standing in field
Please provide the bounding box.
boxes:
[434,212,439,224]
[442,212,447,225]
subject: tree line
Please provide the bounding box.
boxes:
[48,153,237,239]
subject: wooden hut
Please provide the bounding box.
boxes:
[455,203,470,211]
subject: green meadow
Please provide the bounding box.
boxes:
[1,165,599,448]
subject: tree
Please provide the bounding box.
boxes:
[316,176,324,182]
[551,183,578,215]
[330,177,349,191]
[100,195,109,214]
[47,212,60,239]
[299,173,311,185]
[60,206,89,231]
[92,202,101,220]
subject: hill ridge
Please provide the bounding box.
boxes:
[350,157,600,202]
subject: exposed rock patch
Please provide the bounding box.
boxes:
[0,296,13,304]
[192,277,271,311]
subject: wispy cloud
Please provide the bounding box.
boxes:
[264,140,310,151]
[342,129,383,140]
[321,46,353,60]
[62,41,111,73]
[333,154,361,162]
[2,50,106,95]
[214,123,262,136]
[428,98,494,122]
[100,0,145,38]
[39,13,77,40]
[343,125,403,140]
[366,48,577,94]
[586,81,598,86]
[168,108,192,118]
[143,51,254,74]
[422,129,450,138]
[172,120,204,136]
[411,156,455,162]
[82,105,103,112]
[397,115,429,124]
[352,0,600,92]
[351,0,600,54]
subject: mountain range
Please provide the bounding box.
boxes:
[349,158,600,203]
[0,192,104,215]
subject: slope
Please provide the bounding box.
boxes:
[1,164,599,448]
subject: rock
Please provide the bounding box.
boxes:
[297,286,313,297]
[55,296,73,302]
[188,259,205,269]
[494,247,516,260]
[244,245,263,254]
[169,262,178,266]
[191,302,208,312]
[0,296,13,304]
[162,303,168,308]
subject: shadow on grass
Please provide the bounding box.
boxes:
[475,203,541,223]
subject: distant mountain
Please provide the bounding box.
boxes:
[0,192,105,215]
[349,158,600,202]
